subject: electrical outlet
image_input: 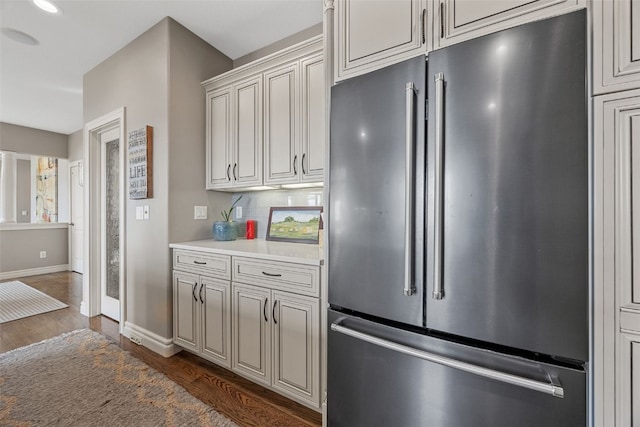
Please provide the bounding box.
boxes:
[136,206,144,220]
[129,335,142,345]
[21,210,27,216]
[39,251,47,258]
[236,206,243,219]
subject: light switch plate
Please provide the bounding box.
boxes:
[235,206,242,219]
[194,206,207,220]
[136,206,144,220]
[143,205,150,220]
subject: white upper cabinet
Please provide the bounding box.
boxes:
[300,53,326,182]
[593,0,640,95]
[205,77,263,190]
[233,76,263,187]
[206,87,232,189]
[264,62,299,184]
[433,0,584,49]
[203,36,323,191]
[335,0,429,82]
[264,54,326,185]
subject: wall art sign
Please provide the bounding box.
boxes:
[128,125,153,199]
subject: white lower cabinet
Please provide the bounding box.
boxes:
[595,89,640,426]
[173,271,232,368]
[173,247,322,411]
[232,282,320,409]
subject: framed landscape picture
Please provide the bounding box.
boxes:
[266,206,323,244]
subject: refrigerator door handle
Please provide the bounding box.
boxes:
[331,319,565,398]
[404,82,416,297]
[432,73,445,300]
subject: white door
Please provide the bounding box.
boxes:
[70,162,84,273]
[100,128,121,321]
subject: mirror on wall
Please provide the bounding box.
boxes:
[0,151,69,224]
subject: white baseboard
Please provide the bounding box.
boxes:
[0,264,70,281]
[123,321,181,358]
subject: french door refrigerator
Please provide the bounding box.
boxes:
[328,10,588,427]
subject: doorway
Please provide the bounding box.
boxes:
[69,161,84,274]
[82,108,126,332]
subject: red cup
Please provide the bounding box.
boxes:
[246,220,255,239]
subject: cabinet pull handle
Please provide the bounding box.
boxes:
[199,283,204,304]
[193,260,206,265]
[226,164,231,181]
[302,153,307,175]
[272,300,278,325]
[421,9,426,45]
[233,163,237,181]
[262,271,282,277]
[192,283,198,302]
[263,298,268,322]
[439,2,444,39]
[404,82,416,297]
[293,155,298,175]
[433,72,445,300]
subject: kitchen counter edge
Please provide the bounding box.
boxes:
[169,239,324,266]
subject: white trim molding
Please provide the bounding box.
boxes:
[0,264,69,281]
[83,107,126,335]
[123,321,181,358]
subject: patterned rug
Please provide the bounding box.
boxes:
[0,280,68,323]
[0,329,238,426]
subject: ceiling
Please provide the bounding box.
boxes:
[0,0,323,135]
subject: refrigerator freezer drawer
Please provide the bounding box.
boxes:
[327,310,586,427]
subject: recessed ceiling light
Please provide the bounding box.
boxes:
[33,0,63,15]
[1,28,39,46]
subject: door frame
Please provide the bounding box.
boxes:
[68,160,83,274]
[82,107,126,334]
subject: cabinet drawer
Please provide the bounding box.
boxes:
[173,249,231,279]
[233,257,319,297]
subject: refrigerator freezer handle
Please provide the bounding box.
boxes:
[433,73,445,300]
[331,319,565,398]
[404,82,416,297]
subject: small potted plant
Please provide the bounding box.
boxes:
[212,195,242,241]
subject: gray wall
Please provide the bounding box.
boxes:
[168,18,232,244]
[0,122,68,158]
[67,129,83,162]
[0,228,68,272]
[0,123,70,274]
[84,17,232,340]
[233,23,322,68]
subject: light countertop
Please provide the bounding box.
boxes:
[169,239,324,266]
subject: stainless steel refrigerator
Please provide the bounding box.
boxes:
[328,10,588,426]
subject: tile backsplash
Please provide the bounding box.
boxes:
[231,188,323,239]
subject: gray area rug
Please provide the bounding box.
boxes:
[0,280,68,323]
[0,329,238,426]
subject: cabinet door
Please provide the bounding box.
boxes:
[232,283,271,386]
[594,89,640,427]
[434,0,582,49]
[335,0,427,82]
[594,0,640,94]
[233,76,263,187]
[300,54,325,183]
[272,291,320,408]
[264,63,299,184]
[618,331,640,427]
[206,86,233,189]
[201,276,231,368]
[173,271,199,352]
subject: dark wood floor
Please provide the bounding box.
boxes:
[0,272,322,427]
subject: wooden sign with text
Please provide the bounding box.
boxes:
[128,126,153,199]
